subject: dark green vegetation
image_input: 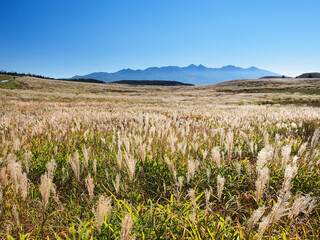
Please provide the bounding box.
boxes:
[58,78,106,84]
[0,71,53,79]
[112,80,194,86]
[297,72,320,78]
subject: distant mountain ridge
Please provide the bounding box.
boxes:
[72,64,281,85]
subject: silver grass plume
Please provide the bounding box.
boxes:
[217,174,225,201]
[124,152,136,181]
[46,158,57,180]
[281,145,291,168]
[281,160,298,194]
[120,214,134,240]
[176,176,183,193]
[40,172,53,210]
[94,195,112,229]
[240,131,254,153]
[202,149,208,161]
[7,156,28,200]
[82,145,91,169]
[19,172,28,200]
[69,151,81,181]
[187,159,199,183]
[298,142,307,157]
[164,156,177,181]
[140,144,146,164]
[206,168,211,183]
[255,166,270,202]
[85,173,94,201]
[92,158,97,174]
[23,150,32,174]
[258,192,291,236]
[248,206,265,231]
[272,134,281,162]
[256,146,273,172]
[305,198,317,216]
[113,173,121,195]
[264,132,269,147]
[288,194,313,219]
[225,131,234,161]
[212,147,221,168]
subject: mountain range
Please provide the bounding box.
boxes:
[72,64,281,85]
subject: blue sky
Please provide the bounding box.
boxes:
[1,0,319,78]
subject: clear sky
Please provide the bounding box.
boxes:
[1,0,319,78]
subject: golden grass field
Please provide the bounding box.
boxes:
[0,75,320,239]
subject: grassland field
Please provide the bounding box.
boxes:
[0,76,320,239]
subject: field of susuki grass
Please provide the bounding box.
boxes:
[0,76,320,239]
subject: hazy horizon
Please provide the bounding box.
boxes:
[1,0,320,78]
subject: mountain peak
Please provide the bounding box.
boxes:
[187,64,197,68]
[185,64,207,69]
[221,65,239,70]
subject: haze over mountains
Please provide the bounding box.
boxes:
[72,64,281,85]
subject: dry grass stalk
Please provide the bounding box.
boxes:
[311,129,320,153]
